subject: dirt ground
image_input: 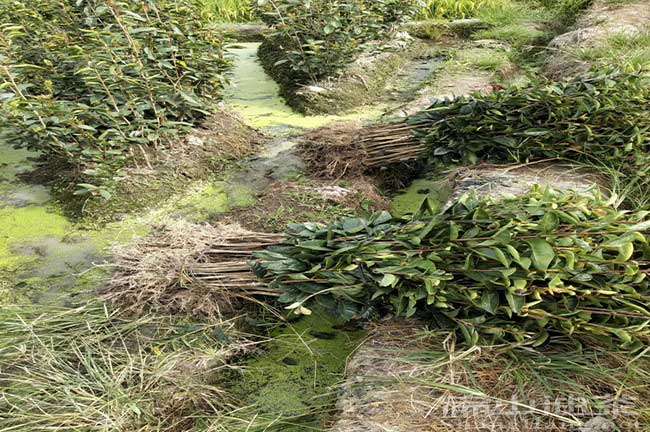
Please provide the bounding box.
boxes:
[330,321,643,432]
[546,0,650,78]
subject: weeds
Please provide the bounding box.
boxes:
[417,0,507,20]
[473,1,554,47]
[201,0,257,23]
[451,47,512,71]
[539,0,593,28]
[577,31,650,72]
[0,301,253,431]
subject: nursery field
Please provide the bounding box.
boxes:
[1,0,650,431]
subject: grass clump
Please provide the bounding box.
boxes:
[577,31,650,72]
[201,0,257,23]
[538,0,593,28]
[417,0,508,20]
[253,186,650,350]
[0,0,230,202]
[451,47,512,71]
[0,301,250,431]
[473,1,554,47]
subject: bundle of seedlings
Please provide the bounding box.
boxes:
[251,187,650,350]
[303,71,650,180]
[104,220,283,318]
[109,187,650,349]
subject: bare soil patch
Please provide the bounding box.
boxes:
[546,0,650,77]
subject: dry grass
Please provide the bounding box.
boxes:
[332,321,650,431]
[103,220,283,318]
[0,301,257,432]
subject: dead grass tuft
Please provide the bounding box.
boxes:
[332,321,650,431]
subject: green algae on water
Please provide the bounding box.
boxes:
[390,177,452,217]
[174,180,256,221]
[224,43,387,131]
[230,310,363,430]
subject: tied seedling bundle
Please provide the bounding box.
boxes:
[410,70,650,170]
[308,71,650,178]
[252,187,650,350]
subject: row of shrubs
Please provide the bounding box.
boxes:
[0,0,423,202]
[0,0,230,200]
[257,0,420,86]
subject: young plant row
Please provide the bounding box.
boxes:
[257,0,419,85]
[252,187,650,350]
[0,0,230,200]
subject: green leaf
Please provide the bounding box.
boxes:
[342,217,366,233]
[505,292,526,314]
[479,291,499,314]
[379,274,398,287]
[526,239,555,272]
[538,211,559,233]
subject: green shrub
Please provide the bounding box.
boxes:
[0,0,230,200]
[256,0,419,83]
[417,0,507,20]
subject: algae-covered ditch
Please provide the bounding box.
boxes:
[3,0,650,430]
